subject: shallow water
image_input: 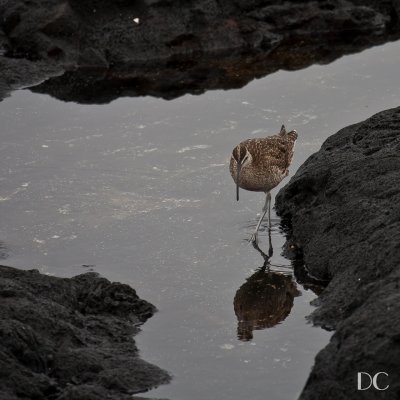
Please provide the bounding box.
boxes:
[1,40,400,400]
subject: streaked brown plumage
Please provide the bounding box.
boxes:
[230,125,297,243]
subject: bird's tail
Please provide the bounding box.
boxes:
[280,125,297,169]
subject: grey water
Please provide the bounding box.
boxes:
[1,40,400,400]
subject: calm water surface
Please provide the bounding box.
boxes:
[1,40,400,400]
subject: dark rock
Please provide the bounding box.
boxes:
[0,265,170,400]
[276,107,400,399]
[0,56,64,102]
[1,0,400,102]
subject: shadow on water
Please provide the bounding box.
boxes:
[234,225,328,342]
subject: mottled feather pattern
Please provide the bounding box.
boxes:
[230,128,297,193]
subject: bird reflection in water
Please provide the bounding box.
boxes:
[234,266,300,341]
[234,229,300,341]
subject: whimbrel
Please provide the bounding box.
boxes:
[229,125,297,243]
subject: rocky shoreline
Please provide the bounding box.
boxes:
[1,0,400,102]
[276,107,400,399]
[2,0,400,398]
[0,265,170,400]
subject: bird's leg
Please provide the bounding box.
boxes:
[267,191,272,231]
[252,239,269,261]
[250,191,270,244]
[267,221,273,258]
[252,230,273,262]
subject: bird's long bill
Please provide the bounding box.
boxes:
[236,161,241,201]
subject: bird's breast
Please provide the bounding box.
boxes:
[230,156,286,192]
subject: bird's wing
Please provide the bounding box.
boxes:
[246,134,296,172]
[252,137,288,170]
[284,130,297,169]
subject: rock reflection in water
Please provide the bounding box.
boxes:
[234,268,300,341]
[282,238,328,296]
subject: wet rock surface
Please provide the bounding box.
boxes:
[276,107,400,399]
[1,0,400,102]
[0,265,170,400]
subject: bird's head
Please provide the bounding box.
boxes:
[232,144,252,201]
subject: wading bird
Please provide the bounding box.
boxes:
[229,125,297,244]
